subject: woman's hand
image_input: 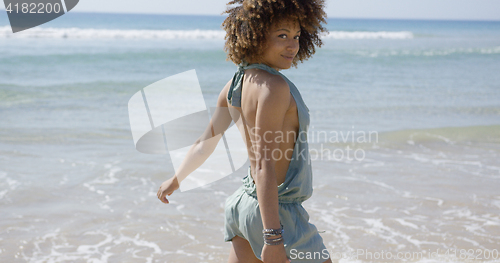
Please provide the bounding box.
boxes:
[261,243,291,263]
[157,176,179,204]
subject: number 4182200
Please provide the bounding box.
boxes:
[5,2,62,14]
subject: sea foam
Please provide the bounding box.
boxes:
[0,26,413,40]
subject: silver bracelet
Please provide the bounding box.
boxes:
[262,223,284,236]
[263,236,284,245]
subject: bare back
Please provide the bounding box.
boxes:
[224,68,299,185]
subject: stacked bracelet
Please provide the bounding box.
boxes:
[262,224,284,245]
[264,236,283,245]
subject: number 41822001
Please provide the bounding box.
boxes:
[5,2,62,14]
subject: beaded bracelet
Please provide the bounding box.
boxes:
[262,223,284,236]
[262,223,284,245]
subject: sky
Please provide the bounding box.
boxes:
[2,0,500,21]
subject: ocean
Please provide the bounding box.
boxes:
[0,11,499,262]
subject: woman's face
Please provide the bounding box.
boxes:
[259,18,301,71]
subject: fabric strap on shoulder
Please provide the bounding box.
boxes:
[227,62,250,107]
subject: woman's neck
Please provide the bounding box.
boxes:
[248,61,281,72]
[244,58,281,72]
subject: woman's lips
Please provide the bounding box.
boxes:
[282,55,294,61]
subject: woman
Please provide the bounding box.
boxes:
[157,1,330,262]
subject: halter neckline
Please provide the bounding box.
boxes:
[228,62,283,107]
[238,61,281,74]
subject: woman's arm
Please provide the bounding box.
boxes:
[157,82,233,203]
[252,76,291,262]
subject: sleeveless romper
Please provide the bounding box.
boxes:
[224,62,329,262]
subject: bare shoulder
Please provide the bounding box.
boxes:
[245,68,290,100]
[219,68,290,110]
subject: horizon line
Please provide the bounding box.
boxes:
[1,10,499,22]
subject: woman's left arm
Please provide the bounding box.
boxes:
[157,81,233,203]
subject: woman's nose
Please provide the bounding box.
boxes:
[287,39,299,52]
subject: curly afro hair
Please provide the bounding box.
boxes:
[221,0,328,68]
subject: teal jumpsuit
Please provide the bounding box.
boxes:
[224,62,329,262]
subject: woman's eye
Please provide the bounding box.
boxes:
[278,34,299,40]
